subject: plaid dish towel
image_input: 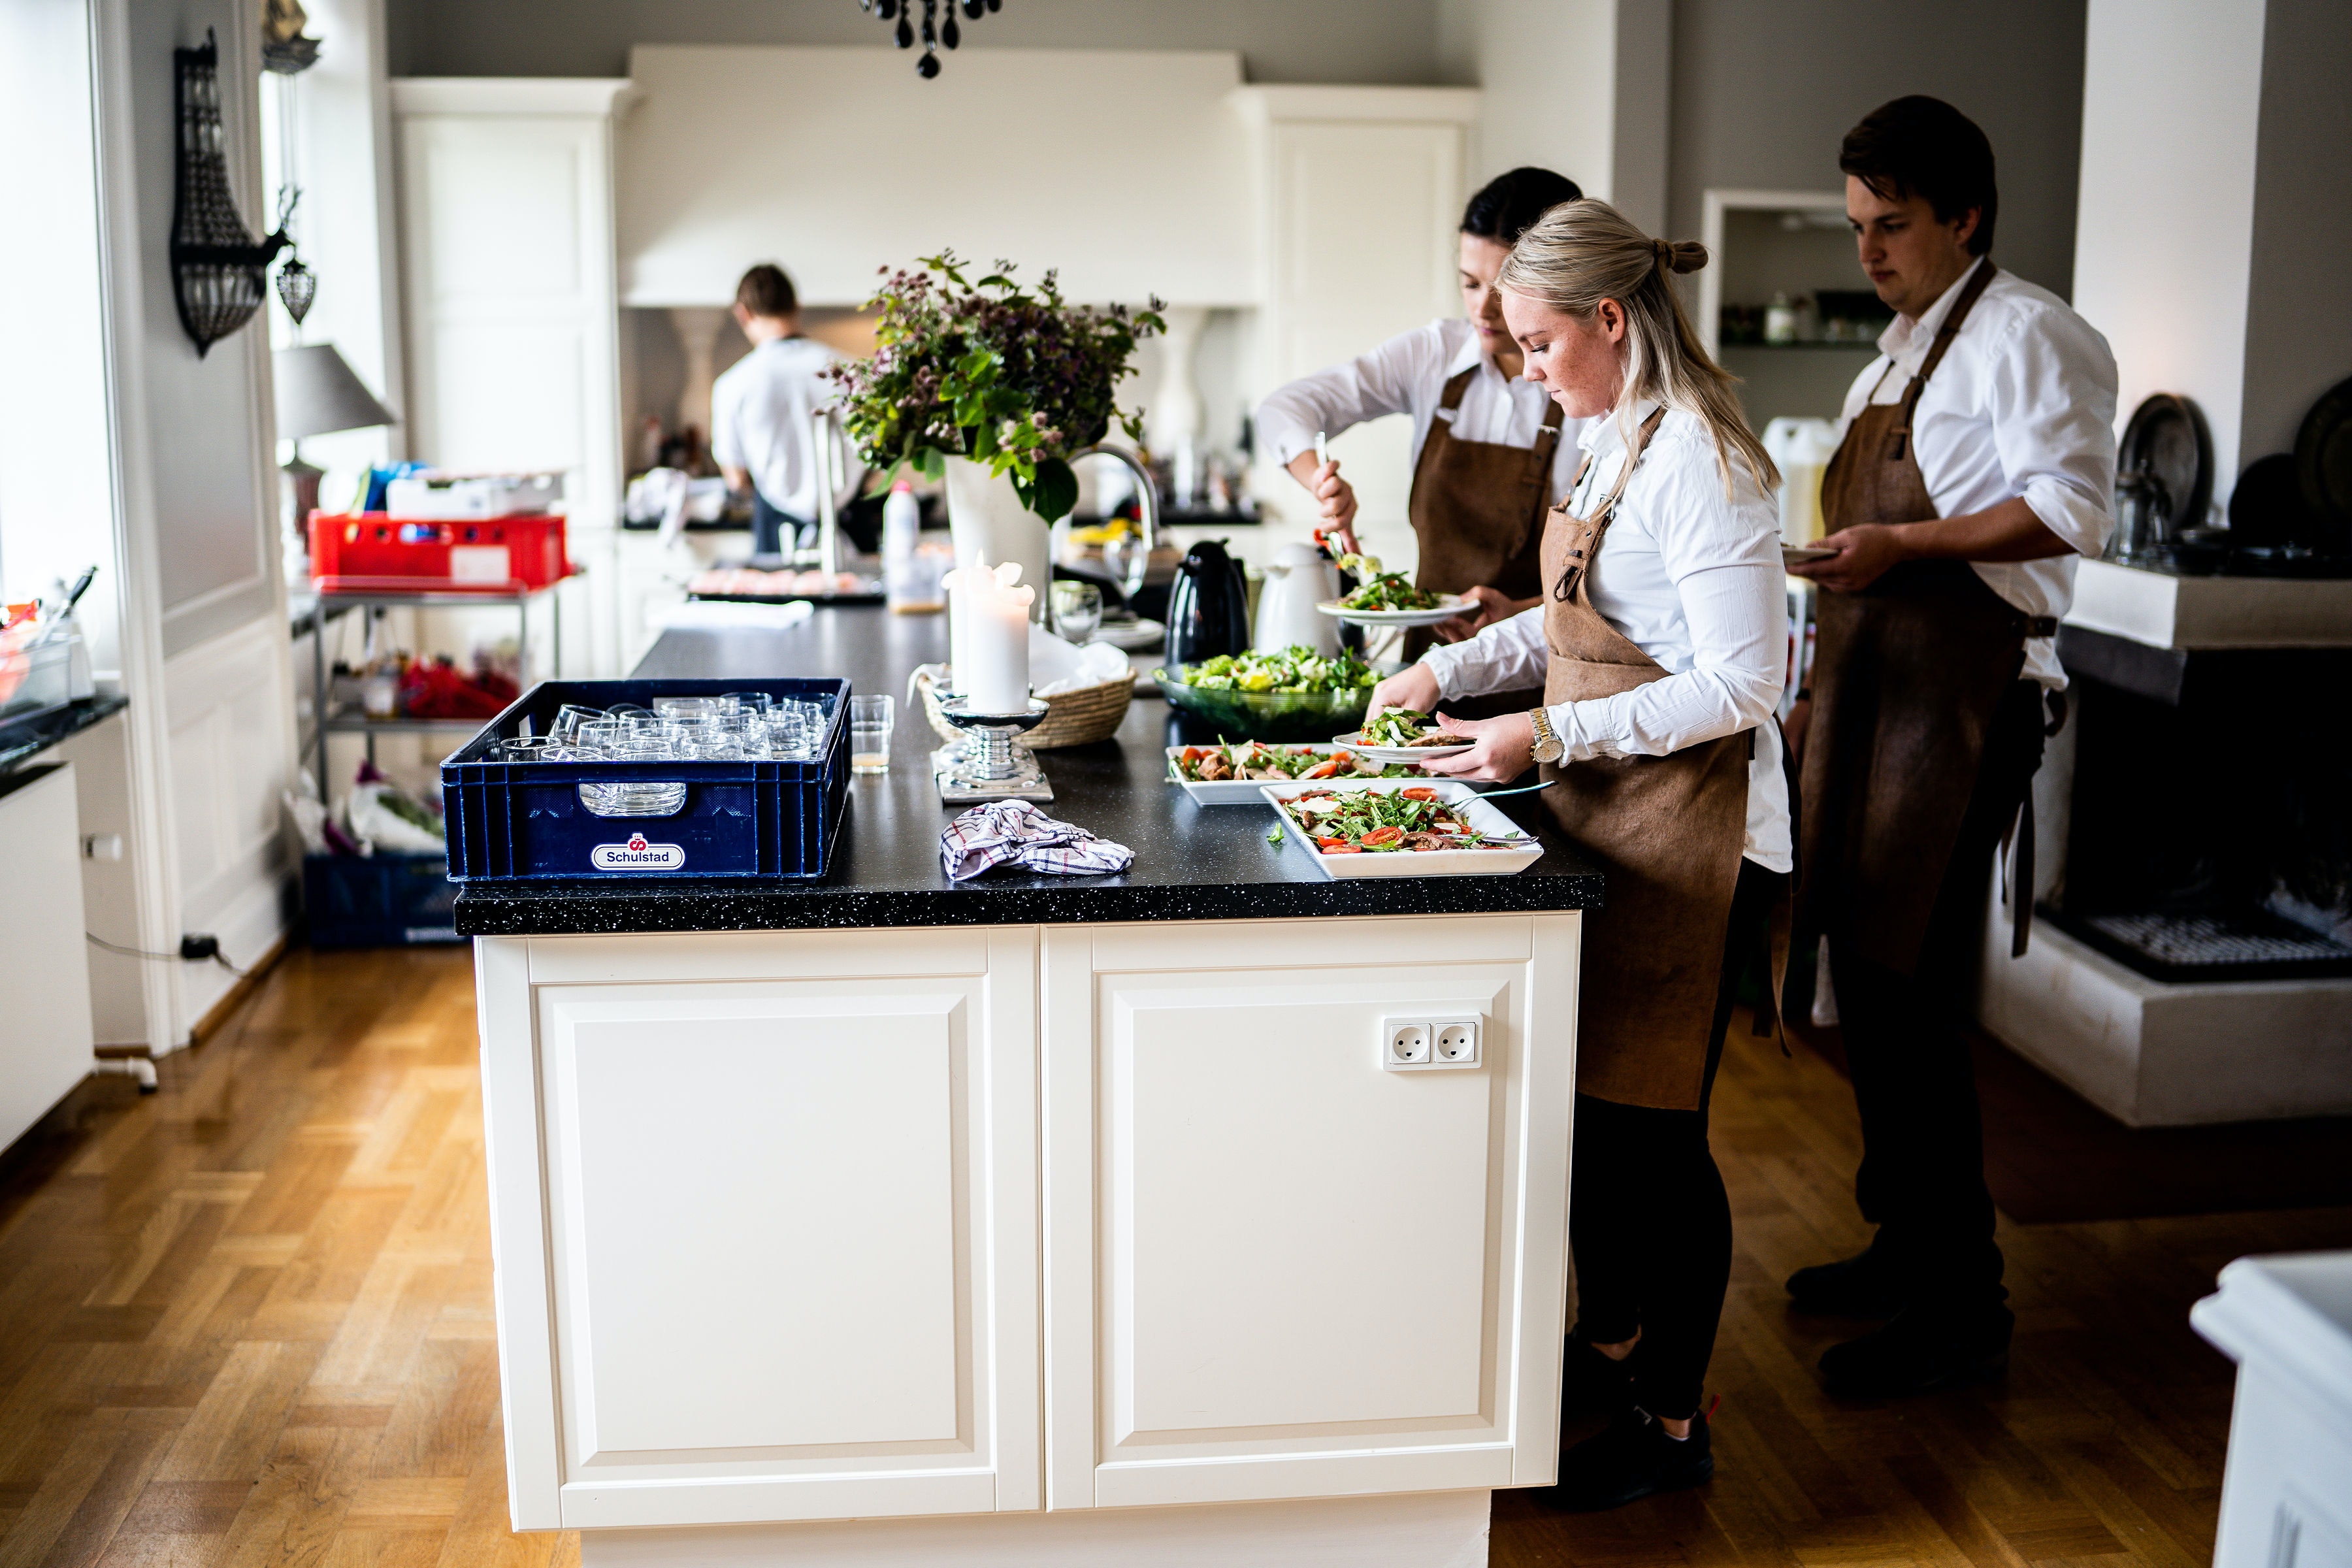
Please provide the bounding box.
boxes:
[941,801,1135,882]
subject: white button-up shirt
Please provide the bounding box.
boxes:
[711,336,857,521]
[1420,404,1793,872]
[1835,258,2119,688]
[1255,318,1596,506]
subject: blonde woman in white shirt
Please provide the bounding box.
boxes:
[1368,199,1789,1511]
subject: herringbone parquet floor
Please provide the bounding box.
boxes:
[0,946,2345,1568]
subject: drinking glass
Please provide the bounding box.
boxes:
[849,694,894,775]
[721,691,773,717]
[655,695,723,719]
[763,710,812,759]
[1051,580,1103,645]
[497,736,559,762]
[551,704,606,743]
[586,738,688,817]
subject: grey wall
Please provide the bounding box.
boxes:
[1667,0,2087,301]
[2239,0,2352,467]
[387,0,1448,83]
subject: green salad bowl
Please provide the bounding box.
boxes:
[1152,666,1391,742]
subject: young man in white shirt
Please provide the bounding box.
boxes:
[711,264,860,561]
[1785,97,2117,1399]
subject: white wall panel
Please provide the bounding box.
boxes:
[617,46,1256,310]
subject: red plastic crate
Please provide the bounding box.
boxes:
[308,512,570,588]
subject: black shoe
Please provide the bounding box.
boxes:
[1539,1405,1713,1511]
[1560,1332,1637,1418]
[1786,1245,1908,1318]
[1818,1303,2013,1398]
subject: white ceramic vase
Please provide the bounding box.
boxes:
[942,455,1049,624]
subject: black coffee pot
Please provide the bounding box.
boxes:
[1164,539,1250,666]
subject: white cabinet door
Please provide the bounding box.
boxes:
[480,927,1039,1529]
[1041,915,1578,1510]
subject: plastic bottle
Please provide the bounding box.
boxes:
[884,480,939,613]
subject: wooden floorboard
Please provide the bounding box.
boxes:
[0,946,2343,1568]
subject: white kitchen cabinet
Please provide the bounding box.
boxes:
[1236,87,1481,555]
[392,78,632,678]
[477,912,1577,1539]
[1041,915,1576,1509]
[0,764,95,1151]
[480,927,1041,1529]
[2192,1253,2352,1568]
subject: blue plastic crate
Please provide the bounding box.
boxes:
[438,678,850,883]
[305,851,462,947]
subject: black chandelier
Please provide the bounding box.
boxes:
[171,29,297,357]
[859,0,1002,79]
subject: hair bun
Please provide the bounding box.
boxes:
[1656,238,1708,275]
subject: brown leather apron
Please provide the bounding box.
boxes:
[1540,409,1756,1111]
[1401,365,1564,662]
[1798,261,2056,976]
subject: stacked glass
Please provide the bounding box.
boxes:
[490,693,830,817]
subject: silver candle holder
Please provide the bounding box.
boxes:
[932,693,1054,803]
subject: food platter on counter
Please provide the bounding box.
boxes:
[1166,742,1466,805]
[1260,779,1543,879]
[686,567,885,605]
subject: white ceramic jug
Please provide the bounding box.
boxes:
[1253,541,1341,655]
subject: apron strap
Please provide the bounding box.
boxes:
[1888,259,1999,462]
[1550,407,1667,602]
[1436,365,1477,414]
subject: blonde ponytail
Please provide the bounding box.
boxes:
[1499,200,1778,500]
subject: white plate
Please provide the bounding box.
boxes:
[1315,593,1471,627]
[1090,617,1165,651]
[1331,728,1475,766]
[1260,779,1544,879]
[1165,743,1442,804]
[1782,544,1837,564]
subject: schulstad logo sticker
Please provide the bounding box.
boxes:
[591,835,686,871]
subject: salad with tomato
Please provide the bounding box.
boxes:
[1275,785,1528,855]
[1172,742,1419,783]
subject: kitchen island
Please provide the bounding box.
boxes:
[459,607,1604,1567]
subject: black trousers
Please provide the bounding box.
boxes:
[749,491,812,561]
[1569,855,1788,1420]
[1829,677,2048,1311]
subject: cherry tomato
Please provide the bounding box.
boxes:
[1400,787,1440,801]
[1361,825,1404,849]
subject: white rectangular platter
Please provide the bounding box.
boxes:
[1165,743,1435,806]
[1259,779,1544,879]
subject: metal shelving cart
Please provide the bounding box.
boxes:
[306,577,568,791]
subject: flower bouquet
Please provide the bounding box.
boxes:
[827,251,1164,523]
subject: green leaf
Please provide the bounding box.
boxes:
[967,420,998,459]
[1026,457,1079,524]
[916,446,945,482]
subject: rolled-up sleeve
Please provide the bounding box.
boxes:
[1255,324,1446,470]
[1986,308,2119,559]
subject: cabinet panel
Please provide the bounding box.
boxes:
[1043,916,1578,1511]
[550,994,962,1454]
[487,926,1039,1529]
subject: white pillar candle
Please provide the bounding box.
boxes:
[945,557,1033,713]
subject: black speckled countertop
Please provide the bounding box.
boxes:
[0,695,129,776]
[452,608,1604,937]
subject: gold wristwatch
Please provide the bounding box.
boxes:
[1529,706,1566,765]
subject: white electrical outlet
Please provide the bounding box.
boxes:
[1383,1014,1483,1071]
[1432,1019,1480,1066]
[1384,1020,1432,1066]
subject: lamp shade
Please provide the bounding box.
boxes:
[273,343,397,442]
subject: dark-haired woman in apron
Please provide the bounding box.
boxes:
[1256,167,1588,664]
[1372,199,1790,1511]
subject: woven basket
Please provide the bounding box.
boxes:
[915,666,1133,750]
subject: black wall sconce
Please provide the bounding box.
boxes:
[171,29,294,357]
